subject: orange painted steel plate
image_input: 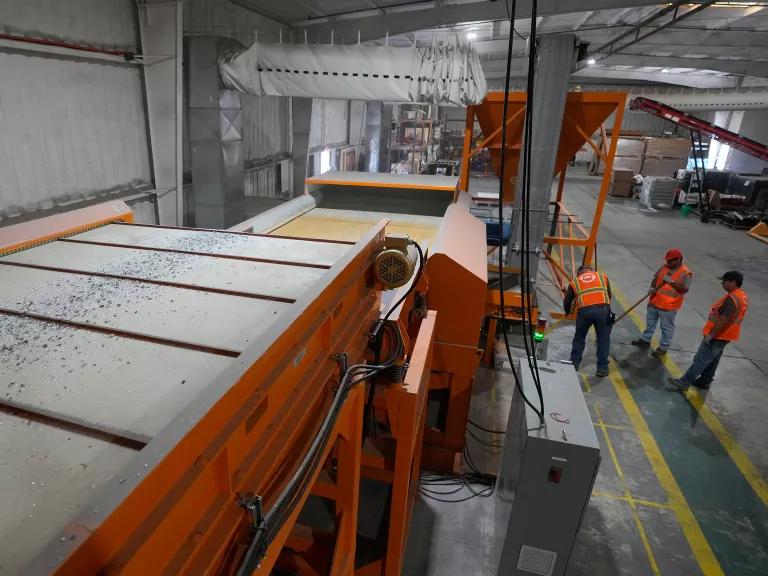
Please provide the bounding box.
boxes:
[0,200,133,255]
[305,171,458,192]
[0,212,385,574]
[469,91,626,198]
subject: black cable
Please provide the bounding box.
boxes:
[381,240,425,324]
[467,418,505,435]
[365,322,403,437]
[466,427,503,450]
[518,0,545,423]
[365,239,424,437]
[497,0,544,424]
[236,331,406,575]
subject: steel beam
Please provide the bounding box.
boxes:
[600,53,768,79]
[295,0,664,43]
[584,1,718,67]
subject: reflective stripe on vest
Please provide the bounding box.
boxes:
[703,288,748,341]
[649,264,691,311]
[571,271,610,309]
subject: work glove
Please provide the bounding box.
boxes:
[703,334,713,345]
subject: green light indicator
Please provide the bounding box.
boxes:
[533,331,545,342]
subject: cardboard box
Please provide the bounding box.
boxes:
[642,157,687,177]
[615,137,646,157]
[609,156,643,174]
[609,169,635,197]
[644,137,690,159]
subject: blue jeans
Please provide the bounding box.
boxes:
[571,305,612,371]
[681,338,728,384]
[641,304,677,350]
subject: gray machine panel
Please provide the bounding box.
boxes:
[494,361,600,576]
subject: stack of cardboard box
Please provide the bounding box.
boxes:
[641,138,690,177]
[609,169,635,197]
[593,137,645,174]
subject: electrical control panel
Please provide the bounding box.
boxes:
[493,360,600,576]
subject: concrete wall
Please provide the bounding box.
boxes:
[0,0,152,223]
[727,109,768,174]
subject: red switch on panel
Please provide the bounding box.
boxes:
[548,466,562,484]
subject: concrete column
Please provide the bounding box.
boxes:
[727,109,768,174]
[364,102,393,172]
[509,34,576,278]
[291,97,312,197]
[187,36,245,228]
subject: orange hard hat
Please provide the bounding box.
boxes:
[665,248,683,260]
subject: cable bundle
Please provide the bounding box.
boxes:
[496,0,545,425]
[418,419,503,503]
[237,241,425,574]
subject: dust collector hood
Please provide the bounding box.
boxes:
[219,38,487,106]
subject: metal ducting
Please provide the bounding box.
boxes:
[219,38,487,106]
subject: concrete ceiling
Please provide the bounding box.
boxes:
[230,0,768,89]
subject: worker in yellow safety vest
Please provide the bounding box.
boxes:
[631,248,693,358]
[670,271,748,391]
[564,265,613,378]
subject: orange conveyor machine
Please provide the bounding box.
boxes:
[0,171,488,576]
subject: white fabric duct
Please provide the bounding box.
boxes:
[219,37,487,106]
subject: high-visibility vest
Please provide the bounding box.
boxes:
[570,270,610,310]
[703,288,748,341]
[649,264,692,311]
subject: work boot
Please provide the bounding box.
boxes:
[631,339,651,349]
[652,348,667,358]
[596,367,609,378]
[668,377,691,392]
[693,378,712,390]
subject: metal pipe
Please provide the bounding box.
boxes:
[0,31,131,58]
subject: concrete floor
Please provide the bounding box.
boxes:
[403,168,768,576]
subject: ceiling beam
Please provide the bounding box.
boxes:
[585,0,717,66]
[295,0,665,43]
[600,53,768,78]
[480,63,740,89]
[225,0,291,26]
[572,67,739,89]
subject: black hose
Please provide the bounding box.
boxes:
[497,0,544,423]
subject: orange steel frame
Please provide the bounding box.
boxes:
[17,203,395,575]
[357,310,437,576]
[460,92,626,339]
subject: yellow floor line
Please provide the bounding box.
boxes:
[579,372,592,393]
[592,490,673,510]
[608,363,724,576]
[593,421,628,431]
[594,405,661,576]
[611,284,768,508]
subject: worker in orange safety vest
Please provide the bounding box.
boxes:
[631,248,692,358]
[564,265,613,378]
[670,271,748,391]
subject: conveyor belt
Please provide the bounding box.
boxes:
[0,222,356,574]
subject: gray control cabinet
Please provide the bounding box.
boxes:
[493,361,600,576]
